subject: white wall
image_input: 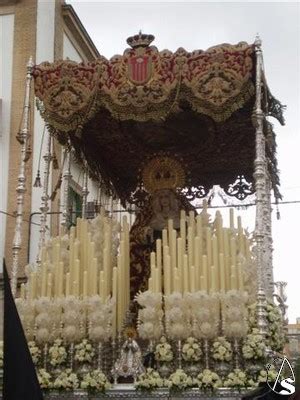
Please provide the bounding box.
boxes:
[0,14,14,271]
[63,32,82,62]
[29,0,56,263]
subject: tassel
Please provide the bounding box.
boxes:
[33,170,42,187]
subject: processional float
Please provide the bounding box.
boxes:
[11,33,288,395]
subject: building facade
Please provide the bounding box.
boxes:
[0,0,106,276]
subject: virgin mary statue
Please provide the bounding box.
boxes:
[129,156,195,299]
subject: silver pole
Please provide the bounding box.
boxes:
[253,36,267,334]
[61,147,72,232]
[11,57,34,296]
[82,166,89,218]
[36,131,52,264]
[264,173,274,298]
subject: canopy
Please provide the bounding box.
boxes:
[32,33,284,207]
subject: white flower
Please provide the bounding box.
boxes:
[135,368,164,391]
[37,368,52,389]
[182,337,202,362]
[53,368,79,390]
[74,339,95,363]
[212,337,233,362]
[28,341,41,364]
[167,369,194,391]
[196,369,222,390]
[48,339,67,366]
[224,369,247,388]
[155,337,173,362]
[80,369,111,392]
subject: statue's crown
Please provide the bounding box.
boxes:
[127,31,155,49]
[142,156,186,194]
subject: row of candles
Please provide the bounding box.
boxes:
[19,213,130,336]
[148,205,251,294]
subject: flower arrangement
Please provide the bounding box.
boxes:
[221,290,248,338]
[0,340,3,368]
[224,369,248,389]
[53,368,79,390]
[37,368,52,389]
[247,302,285,352]
[135,368,164,391]
[211,337,233,362]
[195,369,222,391]
[242,329,266,360]
[166,369,194,392]
[187,291,219,339]
[182,337,202,362]
[136,291,163,341]
[74,339,95,363]
[48,339,67,366]
[81,369,111,393]
[165,293,191,340]
[155,336,173,362]
[28,340,41,365]
[87,296,115,342]
[247,367,278,388]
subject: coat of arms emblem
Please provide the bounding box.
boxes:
[128,55,152,85]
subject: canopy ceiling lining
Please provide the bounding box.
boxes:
[32,38,284,206]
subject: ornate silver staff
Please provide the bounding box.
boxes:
[61,146,72,233]
[36,130,52,264]
[11,57,34,296]
[81,166,89,219]
[253,35,267,334]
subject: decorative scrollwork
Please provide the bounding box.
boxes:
[180,185,210,201]
[223,175,254,200]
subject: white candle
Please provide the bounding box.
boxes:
[83,271,88,297]
[219,253,226,292]
[41,262,47,297]
[47,272,52,298]
[183,254,189,293]
[190,266,195,292]
[206,228,212,268]
[229,208,234,229]
[230,237,237,267]
[202,255,208,292]
[65,272,70,297]
[188,226,194,268]
[112,267,118,338]
[210,266,216,293]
